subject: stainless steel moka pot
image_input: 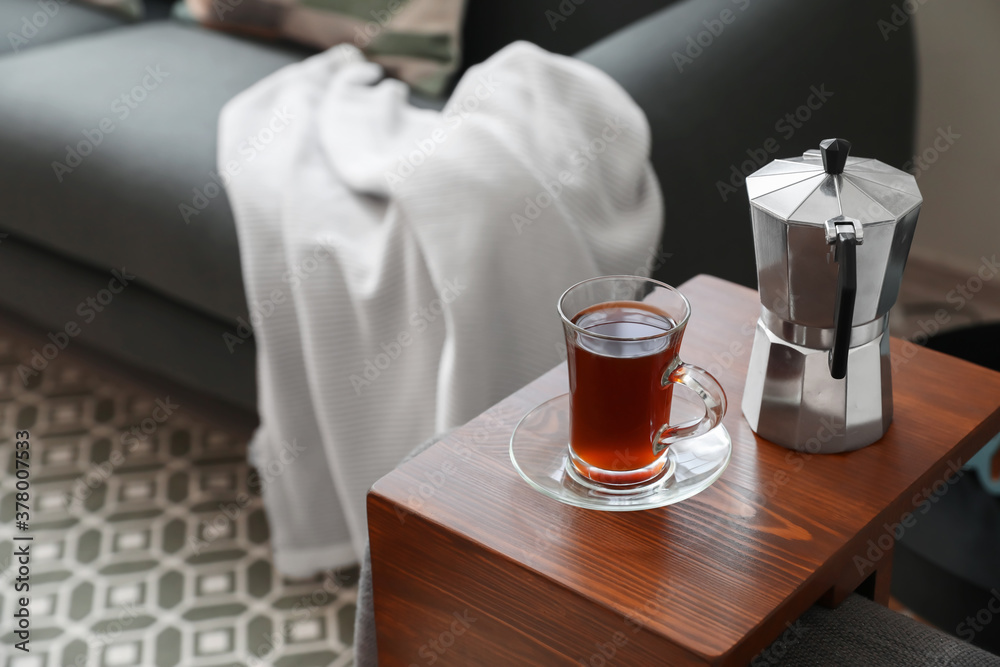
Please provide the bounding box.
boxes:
[741,139,922,453]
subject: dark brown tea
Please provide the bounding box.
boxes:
[567,300,679,484]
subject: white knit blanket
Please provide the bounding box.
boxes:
[219,42,663,575]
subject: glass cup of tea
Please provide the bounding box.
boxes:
[558,276,728,492]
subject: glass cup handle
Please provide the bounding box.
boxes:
[652,360,728,456]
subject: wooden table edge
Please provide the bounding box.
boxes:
[367,273,1000,666]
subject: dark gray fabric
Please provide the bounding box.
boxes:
[759,594,1000,666]
[355,545,378,667]
[356,432,447,667]
[0,0,126,56]
[892,470,1000,654]
[142,0,178,20]
[0,22,307,324]
[900,471,1000,597]
[0,234,258,410]
[0,20,444,328]
[459,0,673,79]
[575,0,918,290]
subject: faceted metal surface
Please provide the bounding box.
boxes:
[746,154,921,221]
[742,145,921,452]
[742,320,892,453]
[747,152,921,328]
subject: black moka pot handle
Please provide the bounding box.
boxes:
[821,138,860,380]
[830,230,858,379]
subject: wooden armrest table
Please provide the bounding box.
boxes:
[368,275,1000,666]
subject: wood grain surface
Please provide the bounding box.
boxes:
[369,275,1000,666]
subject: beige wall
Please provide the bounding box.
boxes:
[909,0,1000,273]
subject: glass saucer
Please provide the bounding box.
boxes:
[509,394,732,512]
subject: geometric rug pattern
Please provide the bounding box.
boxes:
[0,330,358,667]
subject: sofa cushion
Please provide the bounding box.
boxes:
[0,0,127,55]
[0,22,313,323]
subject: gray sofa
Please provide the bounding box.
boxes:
[8,2,999,664]
[0,0,917,411]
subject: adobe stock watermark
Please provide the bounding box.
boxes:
[576,589,676,666]
[956,589,1000,643]
[121,397,180,450]
[409,609,478,666]
[577,624,634,667]
[349,277,468,395]
[702,293,798,379]
[893,253,998,372]
[545,0,586,31]
[752,620,807,666]
[248,439,307,494]
[384,75,500,190]
[878,0,933,41]
[65,396,180,510]
[706,337,846,521]
[521,520,567,571]
[16,268,135,384]
[632,245,674,280]
[245,567,356,666]
[716,83,835,202]
[512,115,629,235]
[52,66,169,182]
[65,602,143,667]
[467,401,516,448]
[394,402,510,524]
[391,443,474,525]
[180,106,294,223]
[353,0,406,47]
[854,458,965,576]
[740,416,846,514]
[7,0,71,52]
[672,0,753,72]
[188,492,255,555]
[902,126,960,180]
[210,0,247,20]
[223,243,334,352]
[551,245,675,363]
[188,438,303,555]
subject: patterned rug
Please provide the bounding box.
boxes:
[0,326,358,666]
